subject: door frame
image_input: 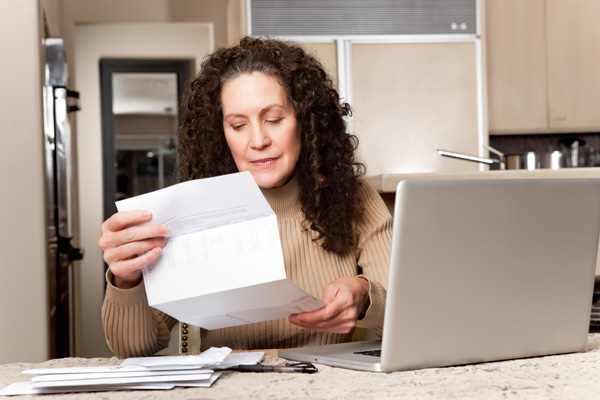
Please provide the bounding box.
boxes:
[99,58,190,220]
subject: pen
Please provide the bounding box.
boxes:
[230,363,318,373]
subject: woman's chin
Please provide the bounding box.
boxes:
[250,172,288,189]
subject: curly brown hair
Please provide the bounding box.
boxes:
[177,36,366,254]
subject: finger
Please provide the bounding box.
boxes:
[99,224,168,251]
[290,300,346,325]
[321,283,341,304]
[289,311,356,334]
[103,237,167,264]
[289,309,357,332]
[101,210,152,234]
[291,284,356,326]
[289,293,360,333]
[109,246,163,279]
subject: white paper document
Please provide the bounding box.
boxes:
[115,172,324,329]
[0,348,259,396]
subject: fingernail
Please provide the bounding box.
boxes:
[142,211,151,219]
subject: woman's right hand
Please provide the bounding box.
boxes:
[99,210,168,289]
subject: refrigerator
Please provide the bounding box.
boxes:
[43,37,83,358]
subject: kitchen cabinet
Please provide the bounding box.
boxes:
[486,0,600,134]
[302,41,482,176]
[546,0,600,130]
[485,0,548,133]
[352,42,481,175]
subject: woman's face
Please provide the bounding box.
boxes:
[221,72,301,189]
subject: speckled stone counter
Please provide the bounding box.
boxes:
[3,334,600,399]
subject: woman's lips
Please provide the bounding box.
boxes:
[251,158,278,168]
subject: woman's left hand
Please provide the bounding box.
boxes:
[288,277,370,334]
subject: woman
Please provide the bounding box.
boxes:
[100,36,392,357]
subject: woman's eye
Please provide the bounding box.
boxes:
[232,124,245,131]
[266,118,283,125]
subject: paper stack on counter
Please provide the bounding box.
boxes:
[0,348,264,396]
[115,171,325,330]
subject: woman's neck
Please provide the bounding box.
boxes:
[260,175,302,221]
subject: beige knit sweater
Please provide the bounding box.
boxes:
[102,176,392,357]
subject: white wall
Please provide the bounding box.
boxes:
[74,22,213,357]
[0,0,50,363]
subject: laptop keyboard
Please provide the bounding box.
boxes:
[354,349,381,357]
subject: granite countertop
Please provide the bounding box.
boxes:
[2,334,600,399]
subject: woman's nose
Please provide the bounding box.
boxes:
[249,125,271,149]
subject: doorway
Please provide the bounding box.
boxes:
[99,59,191,220]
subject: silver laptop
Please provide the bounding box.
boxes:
[279,178,600,372]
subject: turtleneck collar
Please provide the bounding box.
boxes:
[260,174,303,221]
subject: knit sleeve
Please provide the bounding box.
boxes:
[354,179,393,337]
[101,270,178,358]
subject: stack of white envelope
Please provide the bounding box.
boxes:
[0,347,264,396]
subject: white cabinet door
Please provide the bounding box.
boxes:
[486,0,548,133]
[486,0,600,134]
[352,42,481,175]
[546,0,600,130]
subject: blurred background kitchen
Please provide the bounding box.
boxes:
[2,0,599,364]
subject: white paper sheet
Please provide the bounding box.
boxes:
[32,373,213,388]
[214,351,265,369]
[120,347,232,368]
[23,365,152,375]
[0,381,175,396]
[31,368,213,382]
[174,372,221,387]
[115,171,325,330]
